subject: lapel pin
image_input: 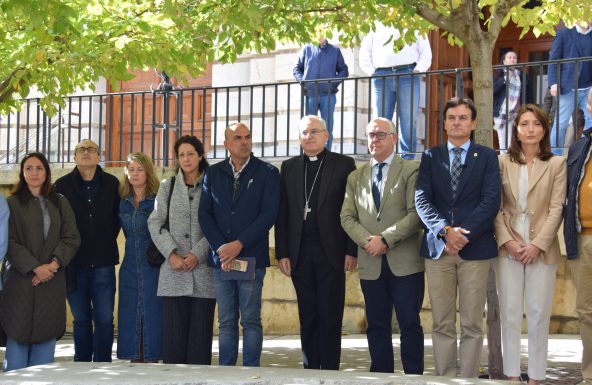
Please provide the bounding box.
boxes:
[473,152,478,157]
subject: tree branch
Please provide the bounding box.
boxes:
[488,0,524,38]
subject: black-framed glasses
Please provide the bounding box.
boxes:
[75,146,98,154]
[367,132,393,141]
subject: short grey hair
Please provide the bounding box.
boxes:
[367,118,396,134]
[299,115,327,131]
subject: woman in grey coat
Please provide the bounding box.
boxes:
[147,136,215,364]
[3,153,80,371]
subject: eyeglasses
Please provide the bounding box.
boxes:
[300,129,325,137]
[76,146,98,154]
[367,132,393,141]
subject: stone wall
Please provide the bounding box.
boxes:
[0,163,579,335]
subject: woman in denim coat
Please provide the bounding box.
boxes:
[117,153,162,362]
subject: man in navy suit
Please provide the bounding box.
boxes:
[415,98,501,378]
[549,20,592,151]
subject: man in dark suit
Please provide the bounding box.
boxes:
[548,20,592,150]
[341,118,424,374]
[275,115,357,370]
[415,98,501,378]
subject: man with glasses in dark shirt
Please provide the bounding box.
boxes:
[54,139,120,362]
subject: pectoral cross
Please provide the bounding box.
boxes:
[303,202,312,220]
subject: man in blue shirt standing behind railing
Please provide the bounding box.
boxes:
[294,28,349,150]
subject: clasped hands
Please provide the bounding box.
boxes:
[32,259,60,286]
[169,251,199,272]
[504,240,541,264]
[365,235,387,257]
[443,227,470,255]
[218,240,244,272]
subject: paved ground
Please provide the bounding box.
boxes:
[1,334,584,383]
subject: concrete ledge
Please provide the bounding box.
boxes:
[0,362,520,385]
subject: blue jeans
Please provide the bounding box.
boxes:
[551,87,592,152]
[213,267,266,367]
[67,265,116,362]
[4,337,56,371]
[372,67,420,159]
[306,93,337,149]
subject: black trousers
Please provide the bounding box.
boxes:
[162,296,216,364]
[360,256,424,374]
[291,240,345,370]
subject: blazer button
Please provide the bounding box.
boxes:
[189,196,194,201]
[530,211,534,215]
[185,234,190,239]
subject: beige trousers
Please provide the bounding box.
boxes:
[571,235,592,381]
[426,253,490,378]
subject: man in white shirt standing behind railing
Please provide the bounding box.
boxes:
[360,22,432,159]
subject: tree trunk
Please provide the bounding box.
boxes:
[464,42,504,379]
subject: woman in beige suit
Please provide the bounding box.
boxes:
[495,104,566,384]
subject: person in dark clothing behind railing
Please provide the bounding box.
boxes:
[548,20,592,152]
[293,28,349,150]
[492,50,533,151]
[54,139,121,362]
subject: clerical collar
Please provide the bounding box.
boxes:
[305,149,326,162]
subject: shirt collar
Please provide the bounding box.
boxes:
[576,24,592,35]
[371,150,396,168]
[229,156,251,175]
[447,140,471,153]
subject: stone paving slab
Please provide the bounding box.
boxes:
[0,362,522,385]
[0,334,583,384]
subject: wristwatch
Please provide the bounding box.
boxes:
[438,226,451,239]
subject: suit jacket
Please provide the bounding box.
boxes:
[198,155,280,268]
[548,27,592,94]
[415,142,501,260]
[341,155,423,280]
[275,151,357,272]
[495,154,567,264]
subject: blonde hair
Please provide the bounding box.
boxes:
[120,152,160,198]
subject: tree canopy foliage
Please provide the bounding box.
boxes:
[1,0,591,136]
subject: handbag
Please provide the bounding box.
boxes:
[146,176,175,267]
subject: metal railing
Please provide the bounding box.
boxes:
[0,57,590,167]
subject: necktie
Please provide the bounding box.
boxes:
[451,147,463,199]
[372,162,386,210]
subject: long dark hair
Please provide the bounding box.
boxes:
[174,135,208,174]
[12,152,53,196]
[507,104,553,164]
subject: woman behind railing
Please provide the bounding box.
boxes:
[493,51,534,151]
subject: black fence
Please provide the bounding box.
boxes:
[0,57,590,167]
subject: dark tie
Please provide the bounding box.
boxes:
[451,147,463,199]
[372,162,386,210]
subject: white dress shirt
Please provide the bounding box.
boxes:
[359,23,432,76]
